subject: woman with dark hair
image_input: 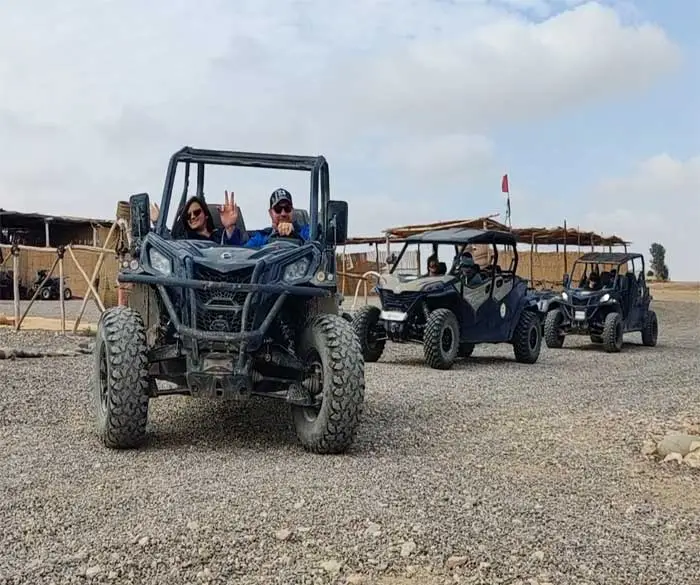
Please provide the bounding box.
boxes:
[155,192,243,245]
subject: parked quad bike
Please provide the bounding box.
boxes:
[28,269,72,301]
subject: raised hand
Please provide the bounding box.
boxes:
[150,202,160,224]
[219,190,239,230]
[277,221,294,237]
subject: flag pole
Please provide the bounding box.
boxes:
[501,173,512,230]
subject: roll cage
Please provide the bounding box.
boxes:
[565,252,646,291]
[153,146,331,244]
[388,228,519,279]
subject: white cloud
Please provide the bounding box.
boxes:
[379,134,495,184]
[584,154,700,282]
[0,0,683,239]
[332,2,680,136]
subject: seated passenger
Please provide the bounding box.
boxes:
[585,272,602,290]
[150,193,240,244]
[226,188,310,248]
[424,255,440,277]
[176,195,240,244]
[459,255,486,286]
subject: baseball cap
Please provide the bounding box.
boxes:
[269,188,293,209]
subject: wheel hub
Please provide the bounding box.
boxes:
[441,328,453,352]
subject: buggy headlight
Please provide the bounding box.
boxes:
[600,293,610,303]
[561,292,568,301]
[283,257,310,282]
[148,248,172,275]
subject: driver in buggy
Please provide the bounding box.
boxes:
[230,188,310,247]
[458,253,486,286]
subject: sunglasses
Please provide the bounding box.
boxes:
[273,203,292,214]
[187,207,203,221]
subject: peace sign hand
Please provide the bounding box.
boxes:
[220,190,239,230]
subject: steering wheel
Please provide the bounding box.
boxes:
[268,235,303,244]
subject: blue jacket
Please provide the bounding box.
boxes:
[223,222,310,248]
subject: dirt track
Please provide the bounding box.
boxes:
[0,294,698,584]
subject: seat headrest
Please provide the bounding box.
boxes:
[293,208,310,225]
[437,262,447,275]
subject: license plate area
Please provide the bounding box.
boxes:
[380,310,408,322]
[574,310,586,321]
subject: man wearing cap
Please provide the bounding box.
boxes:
[459,253,486,286]
[224,187,311,248]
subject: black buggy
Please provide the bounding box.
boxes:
[352,228,545,370]
[91,147,365,454]
[542,252,659,352]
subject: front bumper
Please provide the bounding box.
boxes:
[559,302,603,333]
[118,271,331,345]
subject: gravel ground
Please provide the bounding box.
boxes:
[0,299,699,585]
[0,300,103,324]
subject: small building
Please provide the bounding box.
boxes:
[0,209,114,248]
[0,209,120,307]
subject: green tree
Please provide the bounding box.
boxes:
[649,243,669,281]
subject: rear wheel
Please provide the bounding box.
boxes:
[291,315,365,454]
[602,311,623,353]
[641,309,658,346]
[512,310,542,364]
[63,287,72,301]
[351,305,386,362]
[544,308,565,348]
[423,308,460,370]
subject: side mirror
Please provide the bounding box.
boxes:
[562,273,570,288]
[130,193,151,242]
[326,200,348,246]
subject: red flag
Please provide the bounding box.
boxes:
[501,173,509,193]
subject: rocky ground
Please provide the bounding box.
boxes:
[0,298,698,585]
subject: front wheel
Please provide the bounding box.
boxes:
[544,308,565,348]
[40,287,51,300]
[602,311,623,353]
[512,310,542,364]
[423,308,460,370]
[91,306,150,448]
[292,315,365,454]
[351,305,386,362]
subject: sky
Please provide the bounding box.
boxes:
[0,0,698,280]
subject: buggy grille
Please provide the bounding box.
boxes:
[192,265,255,333]
[571,296,591,307]
[380,290,421,312]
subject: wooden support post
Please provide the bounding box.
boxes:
[67,246,106,313]
[16,255,60,331]
[11,243,20,328]
[92,226,99,247]
[70,220,118,332]
[577,226,581,253]
[58,246,66,335]
[374,242,380,272]
[530,233,535,285]
[341,245,347,296]
[44,219,51,247]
